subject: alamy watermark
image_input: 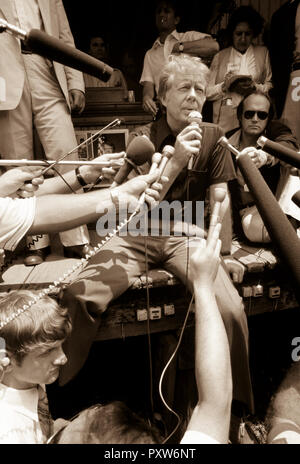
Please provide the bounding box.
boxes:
[96,200,205,238]
[291,337,300,362]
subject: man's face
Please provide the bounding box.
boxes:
[10,341,67,388]
[241,94,270,137]
[89,37,106,60]
[162,72,206,132]
[155,2,179,33]
[233,22,253,54]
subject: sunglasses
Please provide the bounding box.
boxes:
[243,110,269,120]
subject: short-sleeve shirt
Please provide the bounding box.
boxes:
[129,115,236,204]
[0,196,36,250]
[140,29,212,94]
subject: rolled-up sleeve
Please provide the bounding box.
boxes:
[0,197,36,250]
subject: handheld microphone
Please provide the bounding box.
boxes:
[158,145,175,179]
[23,28,113,82]
[187,111,202,171]
[257,136,300,170]
[207,188,226,240]
[137,152,162,207]
[112,136,155,186]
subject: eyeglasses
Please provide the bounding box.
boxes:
[243,111,269,120]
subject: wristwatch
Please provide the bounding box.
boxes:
[178,42,184,52]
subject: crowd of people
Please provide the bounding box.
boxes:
[0,0,300,445]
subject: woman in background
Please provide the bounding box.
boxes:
[206,6,272,132]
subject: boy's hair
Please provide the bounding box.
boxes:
[53,401,162,444]
[158,53,210,101]
[0,290,71,365]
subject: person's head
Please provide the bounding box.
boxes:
[51,401,162,444]
[237,91,274,138]
[158,54,210,132]
[0,291,71,389]
[88,36,108,61]
[227,6,264,54]
[155,0,180,34]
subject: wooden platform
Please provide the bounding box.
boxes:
[0,239,298,342]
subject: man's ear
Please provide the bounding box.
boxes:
[175,16,180,26]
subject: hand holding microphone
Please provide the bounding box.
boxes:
[111,136,155,187]
[207,187,227,240]
[187,111,202,170]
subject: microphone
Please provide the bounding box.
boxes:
[207,188,226,241]
[24,29,113,82]
[218,136,300,297]
[187,111,202,171]
[137,152,162,207]
[112,136,155,186]
[257,136,300,170]
[158,145,175,179]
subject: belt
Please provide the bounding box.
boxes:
[20,40,32,55]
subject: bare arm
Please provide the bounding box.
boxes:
[172,37,219,57]
[29,171,161,234]
[184,223,232,444]
[142,82,158,117]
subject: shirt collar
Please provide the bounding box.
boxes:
[152,29,179,49]
[153,115,176,151]
[228,129,242,148]
[0,383,40,422]
[232,44,254,58]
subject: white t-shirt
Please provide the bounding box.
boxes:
[0,383,44,444]
[0,196,36,251]
[180,430,220,444]
[140,29,211,94]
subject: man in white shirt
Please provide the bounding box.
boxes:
[140,0,219,116]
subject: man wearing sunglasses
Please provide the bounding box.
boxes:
[226,90,299,243]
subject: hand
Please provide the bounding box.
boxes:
[69,89,85,114]
[231,78,255,96]
[0,167,44,197]
[241,147,268,169]
[222,71,235,92]
[117,169,164,210]
[223,256,245,283]
[0,355,10,383]
[109,70,123,87]
[78,152,125,184]
[173,123,202,168]
[142,96,158,117]
[190,222,222,288]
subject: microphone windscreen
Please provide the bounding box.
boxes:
[188,111,202,125]
[258,136,300,170]
[126,136,155,165]
[25,29,113,82]
[113,136,155,185]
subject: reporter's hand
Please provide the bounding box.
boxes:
[117,169,164,210]
[223,256,245,283]
[173,123,202,168]
[143,96,158,117]
[69,89,85,114]
[79,152,125,184]
[0,356,10,383]
[0,167,44,197]
[190,223,222,289]
[241,147,268,169]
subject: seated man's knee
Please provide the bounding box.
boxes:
[241,208,270,243]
